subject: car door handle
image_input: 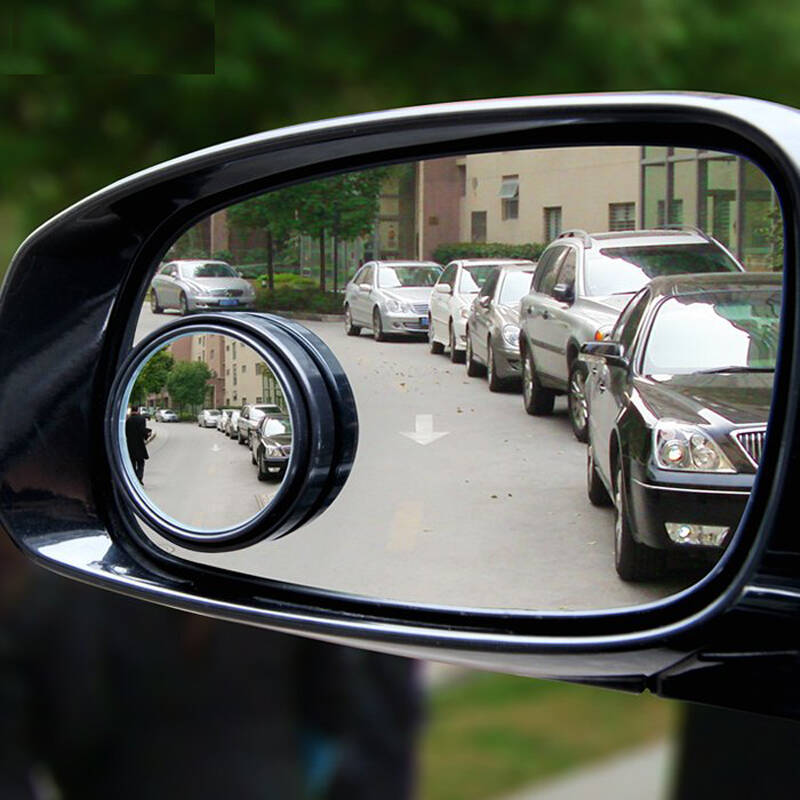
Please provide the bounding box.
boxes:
[542,309,551,320]
[597,379,607,393]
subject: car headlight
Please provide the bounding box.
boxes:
[385,298,407,313]
[265,444,282,457]
[653,419,735,472]
[502,324,520,348]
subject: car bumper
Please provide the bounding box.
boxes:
[493,344,522,381]
[383,311,430,335]
[627,464,752,556]
[189,297,254,311]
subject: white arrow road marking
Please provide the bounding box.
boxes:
[400,414,449,446]
[211,443,221,452]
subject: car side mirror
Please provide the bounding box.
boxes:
[552,283,575,303]
[3,92,799,720]
[435,283,452,294]
[478,295,491,308]
[580,340,629,370]
[359,283,371,292]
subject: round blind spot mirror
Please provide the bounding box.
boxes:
[121,332,291,531]
[108,314,358,550]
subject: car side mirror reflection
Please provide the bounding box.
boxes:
[580,340,629,370]
[552,283,575,303]
[435,283,452,294]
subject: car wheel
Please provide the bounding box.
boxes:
[465,329,484,377]
[179,293,189,316]
[568,361,590,442]
[449,322,465,364]
[587,444,612,507]
[372,308,386,342]
[150,291,163,314]
[521,348,555,415]
[487,338,504,392]
[613,460,666,581]
[429,317,444,354]
[344,305,361,336]
[257,452,268,481]
[238,430,246,445]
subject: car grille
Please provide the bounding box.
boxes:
[733,428,767,466]
[209,288,244,297]
[411,303,429,315]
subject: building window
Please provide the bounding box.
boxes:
[457,164,466,196]
[499,175,519,220]
[255,362,264,375]
[471,211,487,243]
[609,202,636,231]
[256,396,262,403]
[241,364,246,373]
[543,207,562,241]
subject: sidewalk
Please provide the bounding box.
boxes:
[497,739,675,800]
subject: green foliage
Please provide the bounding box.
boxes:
[130,348,174,404]
[262,273,318,290]
[212,249,234,264]
[165,360,212,410]
[432,242,545,265]
[254,285,343,315]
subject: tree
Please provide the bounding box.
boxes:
[227,189,300,290]
[294,169,387,291]
[165,361,212,412]
[130,349,174,406]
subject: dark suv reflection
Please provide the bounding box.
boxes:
[582,273,781,581]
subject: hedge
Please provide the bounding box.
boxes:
[432,242,545,265]
[254,285,343,314]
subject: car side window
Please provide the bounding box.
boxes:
[479,269,499,300]
[532,246,565,295]
[616,290,651,353]
[351,267,364,285]
[360,265,374,285]
[440,264,458,287]
[555,249,577,292]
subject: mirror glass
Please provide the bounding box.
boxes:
[122,333,291,531]
[133,144,783,612]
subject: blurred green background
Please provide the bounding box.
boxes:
[1,3,799,795]
[3,0,800,276]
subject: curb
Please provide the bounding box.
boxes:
[263,310,344,322]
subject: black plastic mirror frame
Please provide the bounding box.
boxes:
[1,94,799,703]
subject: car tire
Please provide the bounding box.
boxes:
[568,360,590,442]
[521,348,555,415]
[372,308,386,342]
[613,460,666,581]
[429,317,444,354]
[449,323,465,364]
[237,430,246,445]
[587,444,612,507]
[465,329,484,377]
[487,338,504,392]
[150,291,163,314]
[257,451,268,481]
[179,293,189,316]
[344,305,361,336]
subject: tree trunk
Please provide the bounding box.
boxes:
[333,233,339,294]
[319,230,327,293]
[266,229,275,291]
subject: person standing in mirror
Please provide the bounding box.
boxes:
[125,407,151,485]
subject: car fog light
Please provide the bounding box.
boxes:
[665,523,730,547]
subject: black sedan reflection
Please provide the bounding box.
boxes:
[581,272,781,581]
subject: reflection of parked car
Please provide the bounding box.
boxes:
[430,259,533,363]
[582,272,781,581]
[225,409,240,437]
[251,414,293,481]
[343,260,442,341]
[519,228,744,441]
[217,408,237,432]
[237,403,282,445]
[464,263,537,391]
[154,408,178,422]
[150,259,256,315]
[197,408,221,427]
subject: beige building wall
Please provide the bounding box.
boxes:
[222,337,265,407]
[459,147,641,244]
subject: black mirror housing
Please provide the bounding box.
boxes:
[3,92,800,719]
[580,340,629,370]
[552,282,575,303]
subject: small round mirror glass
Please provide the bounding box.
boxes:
[121,332,292,531]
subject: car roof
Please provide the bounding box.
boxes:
[646,271,782,298]
[371,260,441,268]
[556,228,718,250]
[450,258,535,267]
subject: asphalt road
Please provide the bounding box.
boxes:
[132,306,693,611]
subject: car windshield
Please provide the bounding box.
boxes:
[205,409,220,416]
[459,265,498,293]
[642,287,782,376]
[181,262,238,279]
[498,270,536,305]
[585,243,741,297]
[377,266,440,288]
[263,417,291,436]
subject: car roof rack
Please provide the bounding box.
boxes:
[556,229,593,248]
[652,224,713,242]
